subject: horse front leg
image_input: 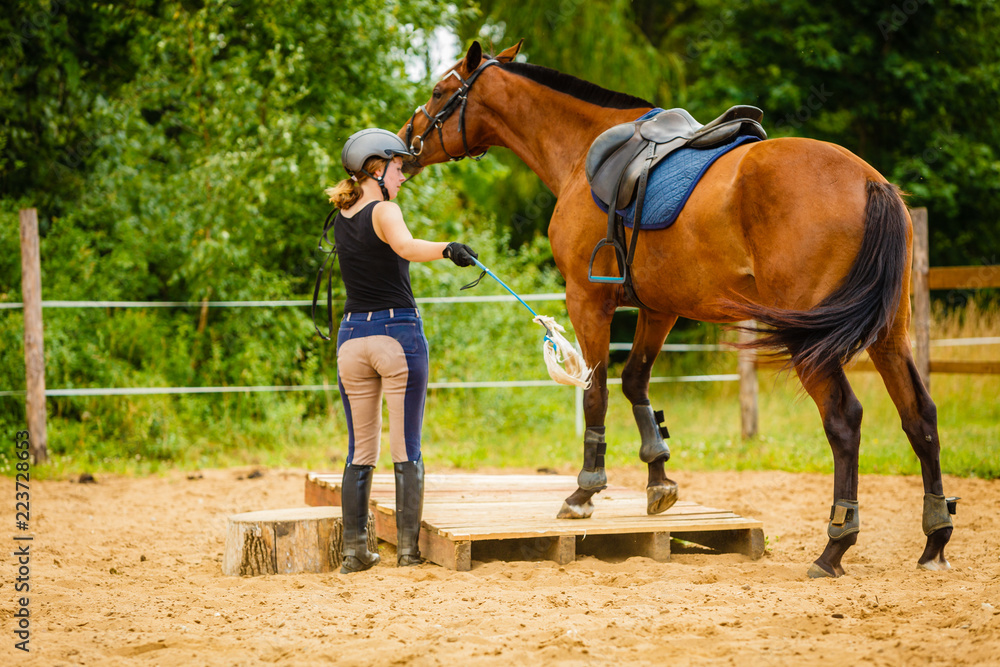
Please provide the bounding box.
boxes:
[621,311,679,515]
[558,287,615,520]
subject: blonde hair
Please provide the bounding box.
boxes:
[324,155,389,209]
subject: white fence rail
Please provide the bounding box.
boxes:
[9,207,998,462]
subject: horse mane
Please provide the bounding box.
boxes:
[500,62,653,110]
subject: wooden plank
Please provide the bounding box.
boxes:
[930,360,1000,375]
[423,511,750,532]
[411,500,728,516]
[374,505,471,571]
[929,265,1000,290]
[848,359,1000,375]
[547,535,576,565]
[304,479,341,507]
[635,531,671,562]
[438,517,762,541]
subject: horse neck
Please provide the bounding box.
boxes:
[479,73,651,196]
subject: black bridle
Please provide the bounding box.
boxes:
[404,59,500,162]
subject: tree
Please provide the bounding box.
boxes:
[648,0,1000,268]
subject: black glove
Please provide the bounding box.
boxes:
[443,242,478,268]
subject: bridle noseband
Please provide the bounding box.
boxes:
[404,59,499,162]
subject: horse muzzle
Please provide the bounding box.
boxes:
[401,157,424,176]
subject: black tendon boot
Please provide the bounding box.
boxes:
[340,464,380,574]
[394,459,425,566]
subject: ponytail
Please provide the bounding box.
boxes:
[324,155,389,210]
[325,178,363,210]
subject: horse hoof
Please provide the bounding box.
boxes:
[917,557,951,571]
[646,482,678,515]
[806,563,838,579]
[557,501,595,519]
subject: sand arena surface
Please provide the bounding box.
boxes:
[4,466,999,665]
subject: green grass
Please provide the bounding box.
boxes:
[3,302,998,480]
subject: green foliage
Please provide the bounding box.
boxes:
[637,0,1000,268]
[1,3,996,479]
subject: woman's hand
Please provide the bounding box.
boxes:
[443,242,479,267]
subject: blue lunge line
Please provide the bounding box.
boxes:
[472,258,539,317]
[471,258,556,347]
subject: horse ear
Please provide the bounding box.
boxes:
[464,41,483,72]
[495,39,524,63]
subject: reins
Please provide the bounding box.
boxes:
[311,208,339,341]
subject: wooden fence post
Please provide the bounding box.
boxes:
[738,322,758,439]
[910,207,930,393]
[19,209,49,464]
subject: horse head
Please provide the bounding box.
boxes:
[399,39,523,175]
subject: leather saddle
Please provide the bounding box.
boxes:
[584,106,766,291]
[587,106,766,209]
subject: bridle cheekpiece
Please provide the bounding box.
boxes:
[404,59,499,162]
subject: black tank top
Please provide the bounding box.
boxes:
[335,201,417,313]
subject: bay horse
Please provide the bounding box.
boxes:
[399,40,954,578]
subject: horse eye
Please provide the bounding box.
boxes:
[432,89,442,99]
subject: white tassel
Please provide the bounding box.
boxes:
[533,315,593,389]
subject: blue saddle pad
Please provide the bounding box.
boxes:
[592,132,761,230]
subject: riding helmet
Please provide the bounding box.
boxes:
[341,128,414,175]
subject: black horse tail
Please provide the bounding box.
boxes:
[726,180,909,382]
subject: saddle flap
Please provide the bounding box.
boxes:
[638,109,702,143]
[588,125,647,206]
[615,136,685,205]
[585,123,640,183]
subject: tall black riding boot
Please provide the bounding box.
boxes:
[394,459,425,566]
[340,464,380,574]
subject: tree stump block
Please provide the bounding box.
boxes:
[223,506,377,576]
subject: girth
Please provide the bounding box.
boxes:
[585,106,766,303]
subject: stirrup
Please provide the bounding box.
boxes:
[587,239,626,284]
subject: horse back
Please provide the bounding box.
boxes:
[622,137,900,319]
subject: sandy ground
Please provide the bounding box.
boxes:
[3,465,999,666]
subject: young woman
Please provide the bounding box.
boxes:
[323,128,477,573]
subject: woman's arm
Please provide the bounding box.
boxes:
[372,201,448,263]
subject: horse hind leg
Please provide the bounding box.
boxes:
[868,331,954,570]
[621,312,679,515]
[796,365,864,578]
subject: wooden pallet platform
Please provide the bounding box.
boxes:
[305,472,764,571]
